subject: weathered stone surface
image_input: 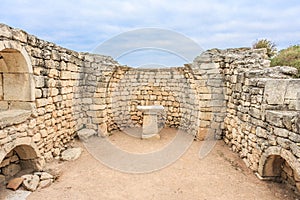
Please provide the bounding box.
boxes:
[2,163,21,177]
[77,128,96,141]
[265,111,283,128]
[0,24,12,38]
[0,23,300,196]
[296,92,300,111]
[6,177,24,191]
[22,174,40,192]
[61,147,82,161]
[98,123,108,137]
[0,174,6,183]
[3,73,34,101]
[289,132,300,143]
[285,80,300,100]
[264,80,288,105]
[0,110,31,128]
[40,172,53,180]
[38,179,52,189]
[273,128,289,138]
[290,143,300,158]
[256,127,267,139]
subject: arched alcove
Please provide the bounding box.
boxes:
[0,140,43,179]
[258,147,300,192]
[0,42,35,111]
[104,66,201,136]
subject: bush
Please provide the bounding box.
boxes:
[253,39,277,58]
[271,45,300,77]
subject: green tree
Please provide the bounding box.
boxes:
[271,45,300,77]
[253,39,277,58]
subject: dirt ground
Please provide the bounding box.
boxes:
[3,128,299,200]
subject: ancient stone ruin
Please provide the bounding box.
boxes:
[0,23,299,194]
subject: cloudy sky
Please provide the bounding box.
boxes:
[1,0,300,66]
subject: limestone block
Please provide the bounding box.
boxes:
[61,147,82,161]
[0,110,31,128]
[38,179,52,189]
[273,127,289,138]
[0,129,7,139]
[0,158,10,168]
[249,107,261,119]
[290,143,300,158]
[60,71,72,80]
[36,98,49,107]
[10,102,34,110]
[281,112,297,131]
[0,101,8,110]
[265,111,283,127]
[297,92,300,111]
[90,104,106,110]
[67,63,78,72]
[0,174,5,183]
[50,88,59,96]
[71,72,79,79]
[0,74,3,99]
[44,151,53,162]
[34,76,45,88]
[2,163,21,177]
[3,73,34,101]
[98,123,108,137]
[256,127,267,139]
[32,133,41,142]
[40,172,54,180]
[276,137,291,149]
[77,128,96,141]
[22,174,39,191]
[289,132,300,143]
[12,29,27,43]
[35,89,42,98]
[296,182,300,192]
[285,80,300,100]
[199,94,212,100]
[264,80,288,105]
[0,24,12,38]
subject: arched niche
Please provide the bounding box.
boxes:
[0,138,44,178]
[0,41,35,111]
[258,146,300,182]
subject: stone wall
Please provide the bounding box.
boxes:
[106,66,200,135]
[196,48,300,193]
[0,24,226,180]
[0,23,299,194]
[0,24,82,179]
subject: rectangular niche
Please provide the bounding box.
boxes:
[3,73,34,101]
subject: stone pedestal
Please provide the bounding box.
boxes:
[137,105,164,139]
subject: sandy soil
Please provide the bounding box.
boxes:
[4,128,299,200]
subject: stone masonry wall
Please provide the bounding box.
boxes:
[1,23,299,194]
[106,66,200,135]
[198,48,300,193]
[0,24,119,181]
[0,24,84,176]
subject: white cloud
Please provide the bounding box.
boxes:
[0,0,300,65]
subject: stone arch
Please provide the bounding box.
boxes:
[258,146,300,180]
[0,41,35,111]
[0,137,43,172]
